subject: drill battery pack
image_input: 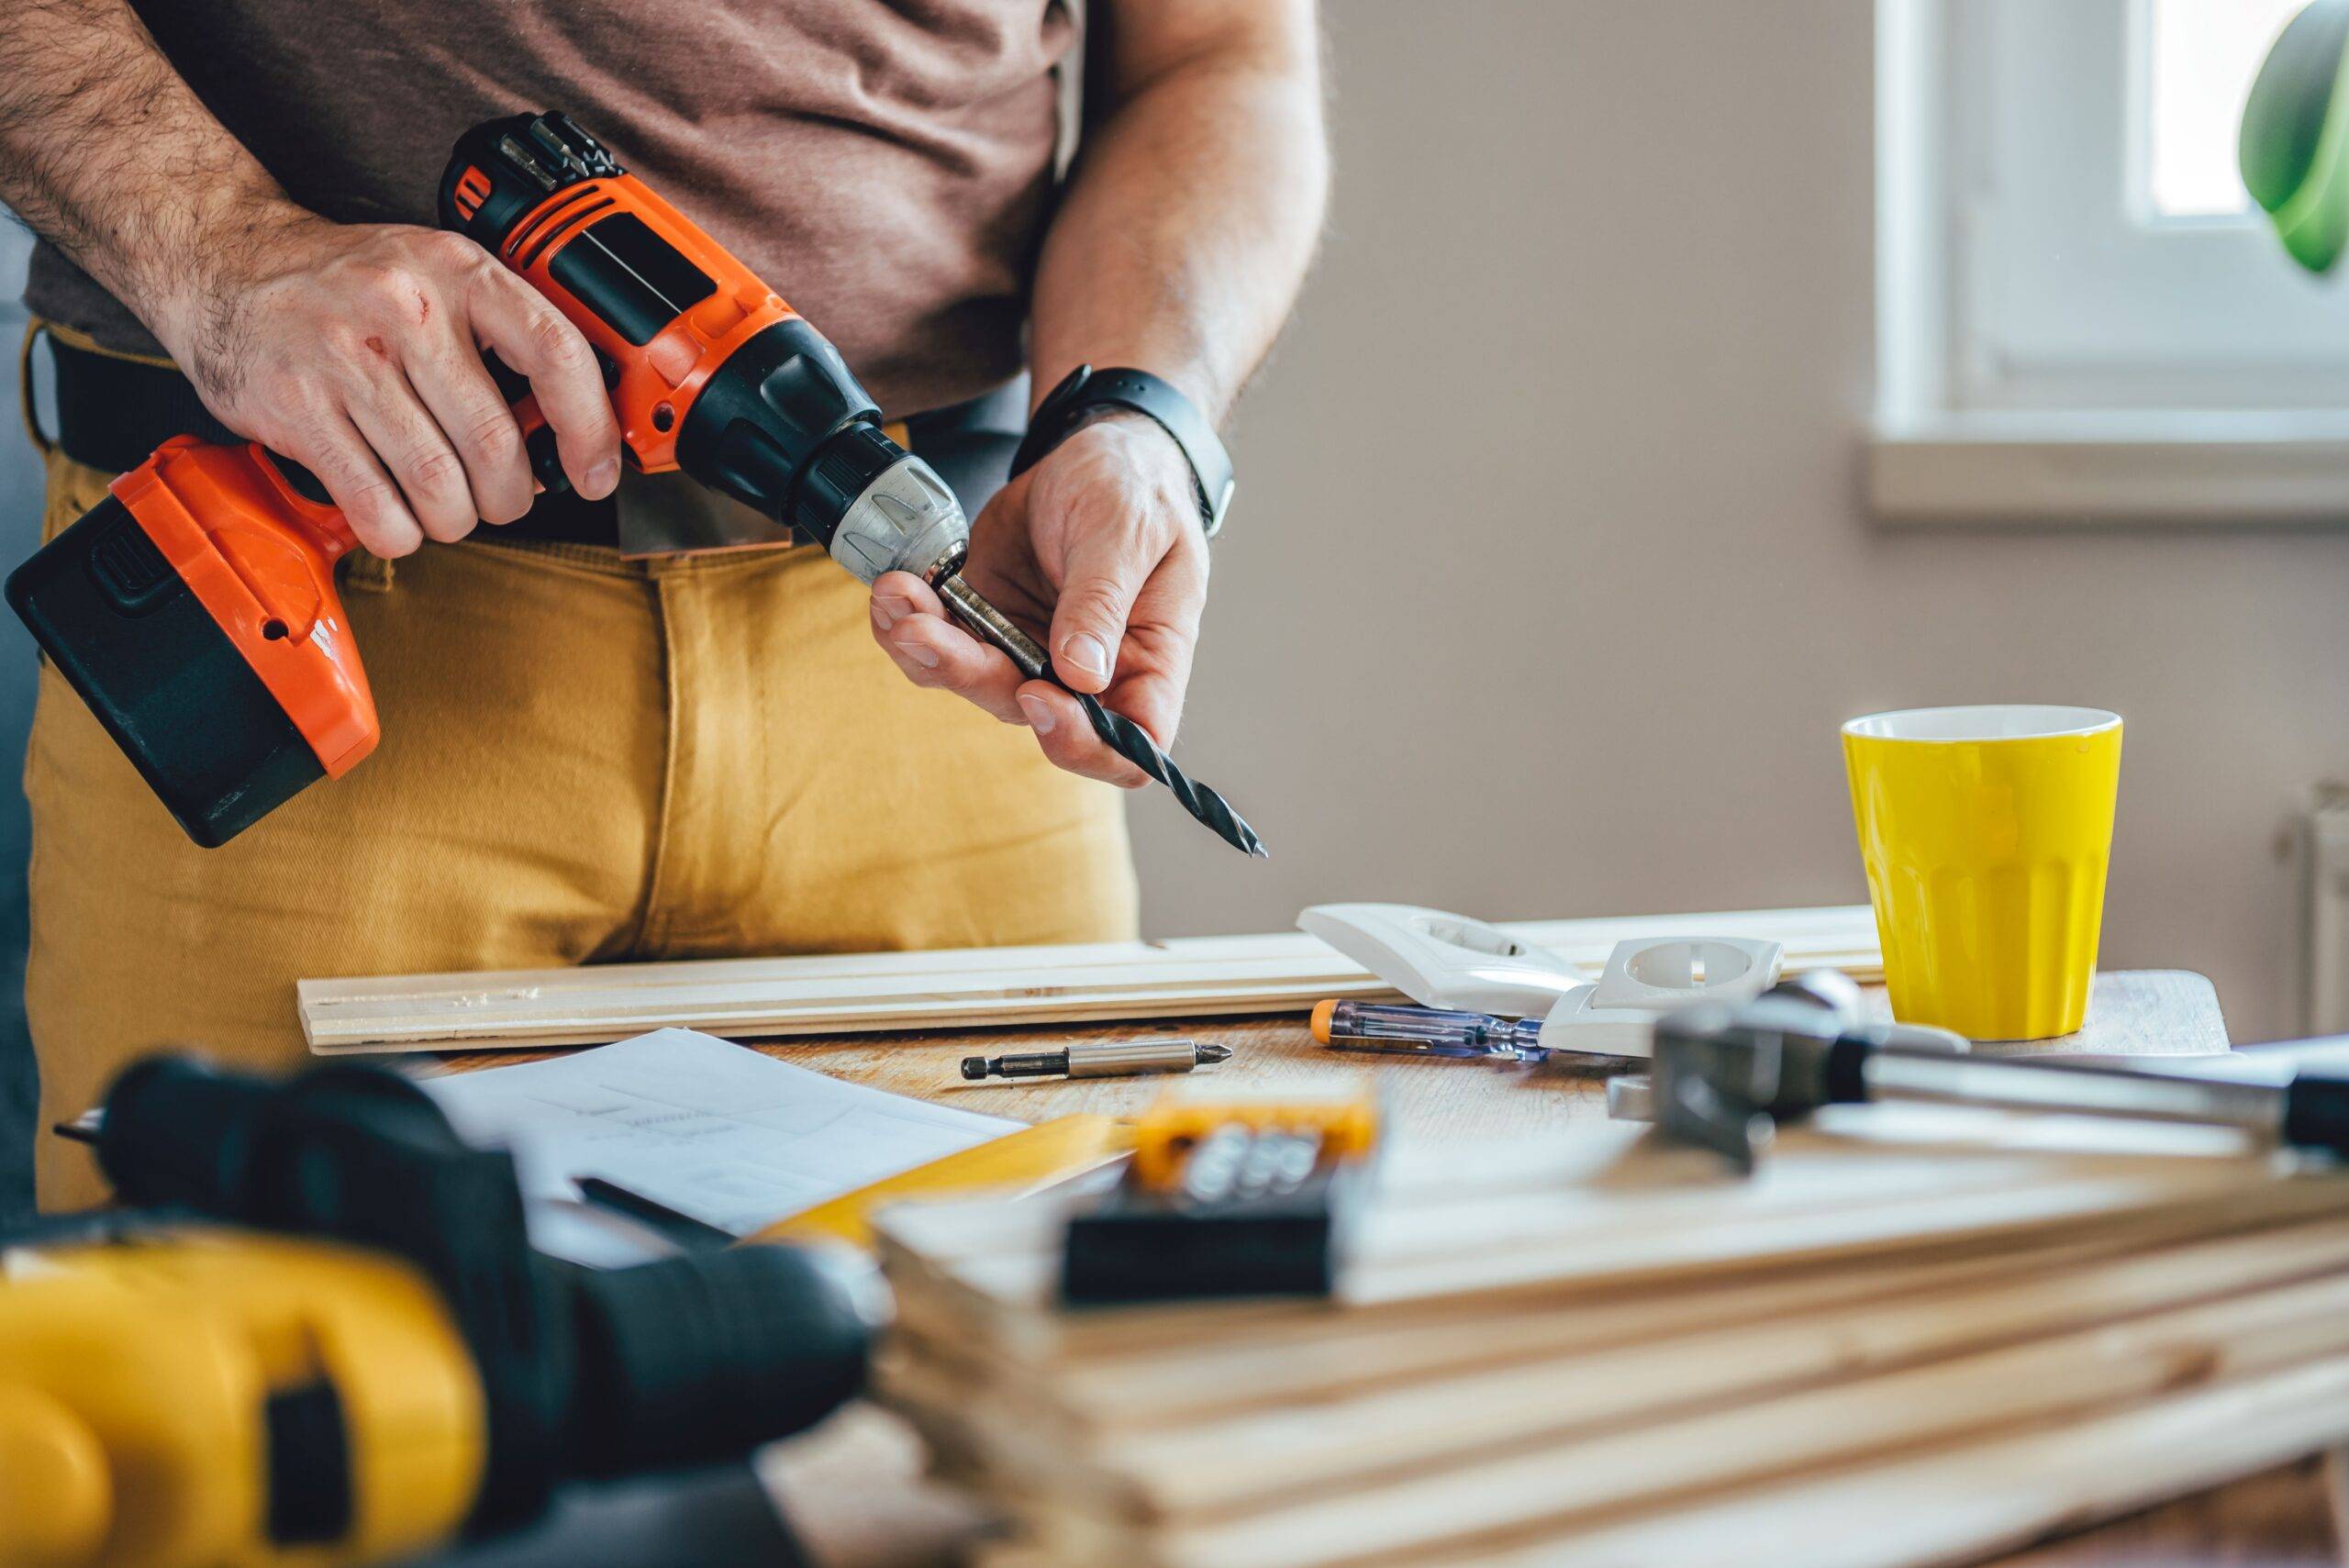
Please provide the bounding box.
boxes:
[6,439,374,846]
[8,493,324,846]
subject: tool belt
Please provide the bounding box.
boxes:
[35,326,1026,547]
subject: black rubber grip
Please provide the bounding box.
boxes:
[1822,1035,1874,1105]
[2282,1075,2349,1157]
[524,423,571,494]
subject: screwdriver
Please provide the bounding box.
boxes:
[1308,999,1555,1062]
[933,574,1266,858]
[962,1039,1233,1082]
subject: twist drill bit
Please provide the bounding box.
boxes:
[935,573,1267,857]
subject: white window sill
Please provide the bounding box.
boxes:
[1868,411,2349,527]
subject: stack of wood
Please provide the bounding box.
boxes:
[874,1107,2349,1568]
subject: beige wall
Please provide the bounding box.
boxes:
[1128,0,2349,1045]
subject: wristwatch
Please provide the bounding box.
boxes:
[1010,365,1236,539]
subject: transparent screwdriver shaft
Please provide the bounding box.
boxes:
[1315,1001,1551,1062]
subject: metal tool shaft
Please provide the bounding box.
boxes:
[935,573,1267,857]
[1860,1047,2288,1136]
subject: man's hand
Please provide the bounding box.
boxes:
[133,205,619,553]
[0,3,619,555]
[147,210,622,557]
[867,417,1208,784]
[860,0,1324,787]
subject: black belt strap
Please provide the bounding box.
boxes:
[39,328,622,544]
[35,328,1028,545]
[45,331,239,472]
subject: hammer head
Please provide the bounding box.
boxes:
[1650,980,1860,1173]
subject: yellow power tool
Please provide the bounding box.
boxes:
[0,1056,882,1568]
[1,1229,487,1568]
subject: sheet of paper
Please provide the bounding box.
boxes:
[421,1028,1019,1237]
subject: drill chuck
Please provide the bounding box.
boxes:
[815,435,971,585]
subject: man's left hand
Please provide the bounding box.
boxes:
[867,415,1208,786]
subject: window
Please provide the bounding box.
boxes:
[2145,0,2302,218]
[1874,0,2349,522]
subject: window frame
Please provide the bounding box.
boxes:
[1872,0,2349,524]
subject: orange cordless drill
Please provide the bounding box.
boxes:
[7,111,1263,853]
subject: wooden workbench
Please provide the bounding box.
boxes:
[444,969,2337,1568]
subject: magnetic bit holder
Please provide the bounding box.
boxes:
[960,1039,1231,1081]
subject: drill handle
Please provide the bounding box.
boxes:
[482,348,578,497]
[249,384,572,562]
[245,444,362,560]
[509,393,573,495]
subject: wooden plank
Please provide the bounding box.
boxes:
[879,1174,2349,1418]
[1014,1270,2349,1566]
[886,1236,2082,1411]
[1964,971,2229,1061]
[877,1111,2277,1280]
[300,905,1885,1053]
[1416,1355,2349,1568]
[427,975,2230,1173]
[887,1209,2349,1432]
[875,1126,2319,1341]
[604,975,2289,1568]
[1987,1453,2344,1568]
[1032,1218,2349,1518]
[763,1388,2349,1568]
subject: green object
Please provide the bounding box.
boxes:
[2243,0,2349,272]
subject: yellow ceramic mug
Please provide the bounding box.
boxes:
[1842,706,2122,1041]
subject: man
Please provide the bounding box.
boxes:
[0,0,1327,1208]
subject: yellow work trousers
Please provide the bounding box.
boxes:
[28,443,1138,1210]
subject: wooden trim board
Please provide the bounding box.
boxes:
[298,904,1884,1055]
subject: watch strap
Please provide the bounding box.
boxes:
[1010,364,1235,539]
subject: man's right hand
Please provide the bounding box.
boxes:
[149,209,623,557]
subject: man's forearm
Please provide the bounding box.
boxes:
[1029,2,1329,424]
[0,0,622,549]
[0,0,299,350]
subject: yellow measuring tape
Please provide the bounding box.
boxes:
[743,1113,1132,1250]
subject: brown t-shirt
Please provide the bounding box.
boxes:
[24,1,1074,416]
